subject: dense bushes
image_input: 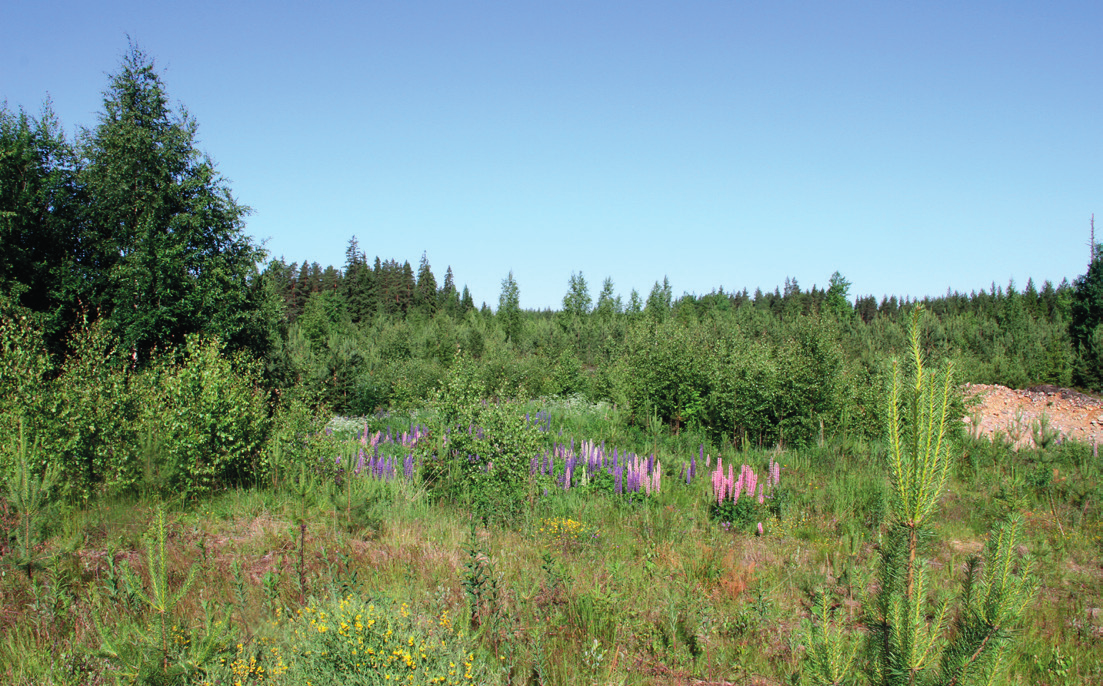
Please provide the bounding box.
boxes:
[609,318,850,447]
[0,316,270,500]
[422,354,543,521]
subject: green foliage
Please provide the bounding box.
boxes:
[498,271,522,343]
[938,516,1038,686]
[462,523,503,629]
[562,271,592,317]
[611,319,712,433]
[276,593,483,685]
[885,313,954,532]
[1071,241,1103,389]
[0,311,52,478]
[826,271,854,319]
[801,308,1037,686]
[2,44,276,368]
[594,276,621,318]
[645,276,673,321]
[0,104,84,355]
[96,508,232,685]
[146,337,270,498]
[5,418,60,579]
[708,496,760,531]
[46,321,140,499]
[423,359,541,521]
[612,317,847,446]
[802,591,860,686]
[79,43,272,363]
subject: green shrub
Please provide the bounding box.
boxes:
[424,355,542,522]
[47,322,139,499]
[0,312,52,480]
[146,337,270,498]
[279,593,484,685]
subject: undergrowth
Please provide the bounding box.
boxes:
[0,395,1100,685]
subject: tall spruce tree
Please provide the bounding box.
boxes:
[498,271,521,342]
[415,252,438,315]
[79,44,270,362]
[1071,238,1103,389]
[595,277,621,318]
[0,103,86,353]
[460,285,475,313]
[439,266,459,315]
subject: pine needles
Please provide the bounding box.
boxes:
[801,308,1037,686]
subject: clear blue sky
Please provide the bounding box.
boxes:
[4,1,1100,310]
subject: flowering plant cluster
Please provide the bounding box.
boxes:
[711,456,780,506]
[708,456,782,532]
[286,594,481,685]
[530,438,662,496]
[537,517,595,551]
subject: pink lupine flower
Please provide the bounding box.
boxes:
[757,522,763,536]
[743,464,758,499]
[713,457,724,504]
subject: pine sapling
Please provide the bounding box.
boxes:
[6,417,59,580]
[801,308,1036,686]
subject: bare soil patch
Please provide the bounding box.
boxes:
[963,383,1103,449]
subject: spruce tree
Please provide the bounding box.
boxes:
[1071,239,1103,389]
[595,277,620,318]
[498,271,521,343]
[439,266,459,316]
[415,252,438,315]
[79,43,270,361]
[0,103,85,354]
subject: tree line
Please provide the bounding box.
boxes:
[4,44,1103,488]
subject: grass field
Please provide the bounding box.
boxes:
[1,396,1100,685]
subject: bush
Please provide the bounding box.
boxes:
[424,355,542,522]
[280,593,484,685]
[145,337,270,498]
[0,312,53,481]
[47,322,139,499]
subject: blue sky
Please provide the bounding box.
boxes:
[4,1,1101,310]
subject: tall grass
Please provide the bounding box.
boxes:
[0,392,1101,684]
